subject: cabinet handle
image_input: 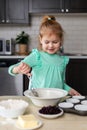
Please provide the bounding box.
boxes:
[18,59,22,62]
[2,20,5,23]
[6,20,10,23]
[0,62,7,67]
[66,9,69,12]
[61,9,64,12]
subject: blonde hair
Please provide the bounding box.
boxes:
[38,15,64,50]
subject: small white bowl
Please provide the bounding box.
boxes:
[74,104,87,111]
[59,102,74,108]
[0,99,28,118]
[24,88,68,107]
[81,100,87,105]
[66,98,80,104]
[72,96,85,100]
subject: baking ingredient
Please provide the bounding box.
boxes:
[39,105,61,114]
[17,114,39,129]
[0,99,28,110]
[0,99,28,118]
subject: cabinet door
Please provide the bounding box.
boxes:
[65,0,87,13]
[6,0,29,24]
[0,0,5,23]
[66,59,87,95]
[29,0,63,13]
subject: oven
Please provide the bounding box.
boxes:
[0,58,29,96]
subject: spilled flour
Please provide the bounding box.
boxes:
[0,117,17,125]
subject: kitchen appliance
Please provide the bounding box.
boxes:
[0,58,28,96]
[0,39,15,55]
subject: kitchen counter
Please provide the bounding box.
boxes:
[0,55,26,59]
[67,55,87,59]
[63,53,87,59]
[1,54,87,59]
[0,96,87,130]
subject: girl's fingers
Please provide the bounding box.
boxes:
[18,62,31,75]
[26,73,32,77]
[22,69,30,74]
[19,62,24,68]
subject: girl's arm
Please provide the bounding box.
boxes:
[69,88,80,95]
[12,62,31,76]
[8,50,37,76]
[8,62,31,77]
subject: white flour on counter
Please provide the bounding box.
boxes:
[0,117,17,125]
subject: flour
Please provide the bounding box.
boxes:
[0,99,28,110]
[0,118,17,125]
[0,99,29,118]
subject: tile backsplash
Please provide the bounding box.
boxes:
[0,14,87,54]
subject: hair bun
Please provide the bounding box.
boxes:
[48,16,55,21]
[42,15,56,23]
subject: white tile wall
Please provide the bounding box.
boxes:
[0,14,87,54]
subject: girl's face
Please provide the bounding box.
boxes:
[40,33,61,54]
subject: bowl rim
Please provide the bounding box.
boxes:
[24,88,68,100]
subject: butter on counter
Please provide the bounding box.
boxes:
[17,114,39,129]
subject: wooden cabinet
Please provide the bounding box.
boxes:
[66,59,87,95]
[0,0,29,24]
[29,0,87,13]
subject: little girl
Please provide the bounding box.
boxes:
[8,15,80,96]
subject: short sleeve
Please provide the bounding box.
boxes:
[22,49,41,67]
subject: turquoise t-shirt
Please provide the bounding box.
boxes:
[8,49,71,92]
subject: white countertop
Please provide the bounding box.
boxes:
[0,96,87,130]
[0,55,26,59]
[0,55,87,59]
[69,55,87,59]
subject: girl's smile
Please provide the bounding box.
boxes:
[40,33,61,54]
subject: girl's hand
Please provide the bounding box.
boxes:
[13,62,32,76]
[68,88,81,96]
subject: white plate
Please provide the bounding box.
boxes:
[74,104,87,111]
[72,96,85,100]
[16,120,42,130]
[66,98,80,104]
[81,100,87,105]
[58,102,74,108]
[37,108,63,119]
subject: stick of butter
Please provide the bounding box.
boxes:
[17,114,39,129]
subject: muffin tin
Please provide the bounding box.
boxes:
[58,96,87,116]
